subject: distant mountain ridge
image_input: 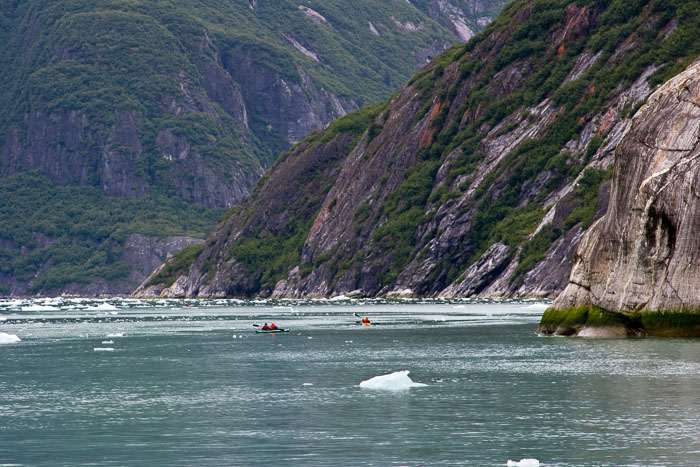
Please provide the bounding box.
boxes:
[0,0,507,296]
[139,0,700,299]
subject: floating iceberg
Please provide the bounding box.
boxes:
[329,295,349,301]
[507,459,540,467]
[106,333,124,337]
[359,370,427,390]
[94,347,115,352]
[0,332,21,344]
[523,303,549,311]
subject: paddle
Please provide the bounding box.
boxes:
[252,324,259,327]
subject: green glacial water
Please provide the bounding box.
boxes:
[1,298,699,466]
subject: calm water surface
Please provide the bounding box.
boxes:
[1,298,699,466]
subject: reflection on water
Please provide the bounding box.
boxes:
[1,298,699,466]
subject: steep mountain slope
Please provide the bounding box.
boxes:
[538,57,700,337]
[0,0,465,208]
[415,0,512,41]
[141,0,700,299]
[0,0,506,296]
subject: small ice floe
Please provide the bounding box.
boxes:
[507,459,540,467]
[106,333,124,337]
[359,370,427,390]
[303,383,313,386]
[101,340,114,344]
[0,332,21,344]
[93,347,115,352]
[3,299,26,308]
[329,295,349,301]
[21,304,60,312]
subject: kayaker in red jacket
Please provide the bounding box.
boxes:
[270,322,278,330]
[362,317,370,324]
[262,323,270,330]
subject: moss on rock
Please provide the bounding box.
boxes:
[538,305,700,337]
[640,310,700,338]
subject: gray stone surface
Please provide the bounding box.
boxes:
[552,58,700,314]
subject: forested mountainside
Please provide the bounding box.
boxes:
[539,57,700,337]
[139,0,700,299]
[0,0,506,296]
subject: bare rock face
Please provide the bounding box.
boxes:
[224,50,356,150]
[541,58,700,337]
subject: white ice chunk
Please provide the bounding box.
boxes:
[101,340,114,344]
[507,459,540,467]
[94,347,115,352]
[523,303,549,310]
[106,333,124,337]
[20,305,60,311]
[359,370,427,390]
[0,332,21,344]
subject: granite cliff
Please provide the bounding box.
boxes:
[539,57,700,337]
[138,0,700,300]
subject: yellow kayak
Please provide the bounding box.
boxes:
[362,322,371,326]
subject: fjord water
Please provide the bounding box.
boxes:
[1,299,699,466]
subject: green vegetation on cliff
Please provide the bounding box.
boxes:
[186,0,700,299]
[1,0,512,295]
[0,0,466,165]
[0,172,219,294]
[145,243,206,289]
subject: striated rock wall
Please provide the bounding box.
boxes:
[541,58,700,337]
[224,51,357,154]
[142,0,693,301]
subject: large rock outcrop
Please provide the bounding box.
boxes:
[539,58,700,337]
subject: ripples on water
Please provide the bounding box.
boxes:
[1,297,699,466]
